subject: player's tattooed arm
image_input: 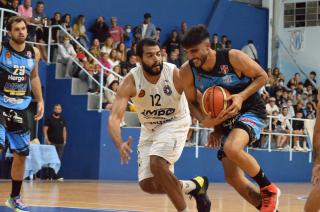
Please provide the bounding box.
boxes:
[229,49,268,101]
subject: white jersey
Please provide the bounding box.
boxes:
[131,62,190,130]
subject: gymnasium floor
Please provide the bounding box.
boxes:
[0,180,310,211]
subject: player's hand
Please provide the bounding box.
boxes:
[201,111,229,128]
[223,94,244,119]
[34,101,44,121]
[207,130,223,148]
[119,136,133,164]
[311,164,320,185]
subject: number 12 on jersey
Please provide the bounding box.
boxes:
[150,94,161,106]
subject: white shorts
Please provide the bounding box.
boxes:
[137,116,191,182]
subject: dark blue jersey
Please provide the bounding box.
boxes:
[190,49,266,119]
[0,42,35,110]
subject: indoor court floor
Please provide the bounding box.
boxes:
[0,180,310,211]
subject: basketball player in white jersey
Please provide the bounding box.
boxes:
[108,38,211,212]
[305,89,320,212]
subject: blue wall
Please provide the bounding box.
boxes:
[41,0,268,68]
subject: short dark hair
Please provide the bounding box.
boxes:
[248,40,254,44]
[36,1,44,5]
[136,38,160,58]
[310,71,316,76]
[6,16,28,31]
[144,13,152,19]
[181,24,209,48]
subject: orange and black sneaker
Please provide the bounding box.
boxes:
[260,183,281,212]
[189,176,211,212]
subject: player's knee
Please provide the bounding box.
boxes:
[13,153,26,164]
[223,141,241,160]
[139,179,158,194]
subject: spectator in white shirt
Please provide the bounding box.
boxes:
[57,36,77,77]
[266,97,279,115]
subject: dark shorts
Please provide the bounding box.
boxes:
[0,106,30,156]
[217,112,266,161]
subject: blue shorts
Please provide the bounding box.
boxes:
[217,112,266,160]
[0,106,30,156]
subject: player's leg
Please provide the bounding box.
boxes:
[221,156,261,209]
[223,113,280,211]
[304,182,320,212]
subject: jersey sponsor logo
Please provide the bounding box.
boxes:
[144,116,175,125]
[141,108,176,117]
[138,89,145,98]
[4,82,28,96]
[7,75,27,83]
[239,117,257,126]
[163,85,172,96]
[222,75,232,84]
[5,51,11,58]
[219,65,229,75]
[3,95,24,104]
[2,110,23,124]
[26,51,32,58]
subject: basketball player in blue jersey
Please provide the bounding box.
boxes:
[0,16,44,212]
[305,89,320,212]
[179,25,280,212]
[109,38,211,212]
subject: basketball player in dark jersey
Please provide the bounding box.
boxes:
[305,88,320,212]
[0,16,44,212]
[179,25,280,212]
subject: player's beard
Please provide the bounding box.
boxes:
[190,53,208,68]
[11,35,26,45]
[142,61,163,76]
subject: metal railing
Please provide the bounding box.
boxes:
[0,8,123,111]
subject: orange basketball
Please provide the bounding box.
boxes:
[200,86,232,118]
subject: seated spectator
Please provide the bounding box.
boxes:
[73,15,89,49]
[287,99,295,118]
[211,33,222,51]
[292,110,306,151]
[272,67,284,84]
[3,0,19,25]
[120,53,137,76]
[78,54,100,93]
[296,82,304,95]
[99,52,111,83]
[221,35,228,49]
[304,102,316,119]
[161,48,168,62]
[304,85,314,96]
[57,36,77,77]
[108,49,120,68]
[126,42,137,56]
[116,42,127,62]
[155,27,161,43]
[123,24,134,49]
[108,16,124,46]
[162,29,180,55]
[266,97,279,115]
[241,40,258,63]
[18,0,32,22]
[274,108,291,149]
[90,16,109,44]
[60,13,72,40]
[104,74,119,110]
[168,49,181,68]
[287,72,300,89]
[90,38,101,59]
[112,65,122,80]
[101,37,113,55]
[275,86,286,107]
[304,71,317,88]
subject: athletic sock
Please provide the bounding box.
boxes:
[180,180,197,194]
[11,180,23,198]
[252,168,271,188]
[180,207,189,212]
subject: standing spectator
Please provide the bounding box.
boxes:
[101,36,113,55]
[18,0,32,21]
[57,36,77,77]
[50,12,61,43]
[304,71,317,88]
[108,16,124,45]
[225,40,232,48]
[241,40,259,63]
[162,29,180,55]
[60,13,72,39]
[266,97,279,115]
[120,52,137,76]
[43,104,67,180]
[123,24,134,49]
[32,1,46,25]
[179,21,188,38]
[211,33,222,51]
[73,15,89,49]
[135,13,156,40]
[90,16,109,44]
[221,35,228,48]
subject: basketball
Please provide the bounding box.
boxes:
[200,86,231,118]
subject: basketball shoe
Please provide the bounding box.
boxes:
[260,183,281,212]
[189,176,211,212]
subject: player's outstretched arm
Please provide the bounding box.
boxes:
[31,47,44,121]
[312,90,320,185]
[108,74,136,164]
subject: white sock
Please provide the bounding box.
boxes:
[180,180,197,194]
[180,208,189,212]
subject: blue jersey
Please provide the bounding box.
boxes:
[190,49,266,119]
[0,42,35,110]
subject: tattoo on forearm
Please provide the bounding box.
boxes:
[246,185,261,207]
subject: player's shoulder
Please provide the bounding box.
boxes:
[179,60,193,75]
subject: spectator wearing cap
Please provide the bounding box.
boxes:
[135,13,157,41]
[266,97,279,115]
[304,71,317,88]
